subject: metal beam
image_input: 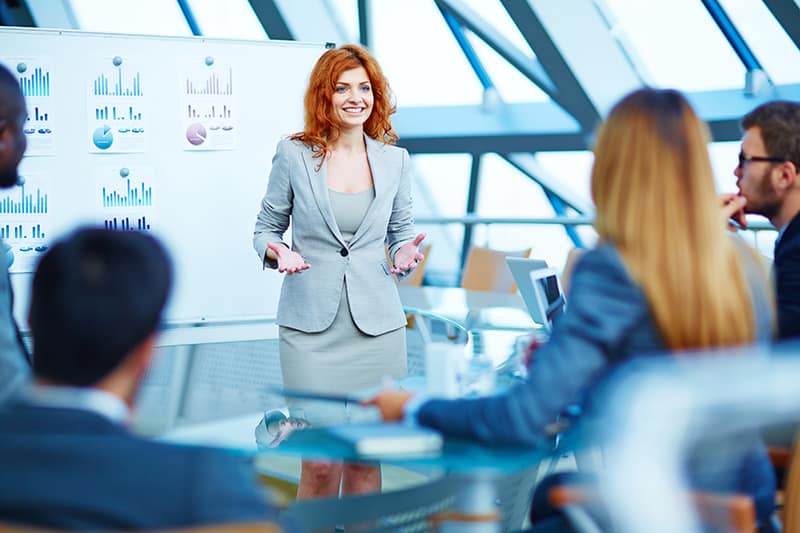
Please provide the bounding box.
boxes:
[501,153,594,214]
[23,0,78,29]
[248,0,294,40]
[393,99,582,154]
[763,0,800,52]
[701,0,763,71]
[2,0,35,26]
[176,0,202,36]
[544,191,584,248]
[357,0,369,47]
[460,155,482,274]
[687,83,800,140]
[397,133,586,155]
[435,0,556,95]
[272,0,344,42]
[393,83,800,153]
[503,0,642,122]
[437,6,494,90]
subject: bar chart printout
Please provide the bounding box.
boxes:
[0,173,52,273]
[95,166,155,233]
[88,56,147,153]
[103,216,152,231]
[181,59,238,151]
[1,58,56,156]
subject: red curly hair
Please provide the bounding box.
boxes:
[290,44,397,162]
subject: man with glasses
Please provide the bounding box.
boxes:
[0,63,31,401]
[728,101,800,339]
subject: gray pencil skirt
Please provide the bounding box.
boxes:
[279,284,407,427]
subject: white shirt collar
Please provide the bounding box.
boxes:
[22,385,130,425]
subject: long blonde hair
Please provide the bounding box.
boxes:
[592,88,755,349]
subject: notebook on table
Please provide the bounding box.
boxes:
[326,422,443,458]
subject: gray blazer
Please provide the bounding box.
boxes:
[253,136,416,335]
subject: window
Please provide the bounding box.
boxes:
[183,0,267,40]
[600,0,745,91]
[68,0,192,36]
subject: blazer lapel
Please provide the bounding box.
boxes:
[349,136,389,247]
[300,146,346,246]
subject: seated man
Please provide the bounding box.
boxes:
[0,228,289,531]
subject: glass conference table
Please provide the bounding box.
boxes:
[163,286,554,531]
[399,286,548,388]
[264,287,552,531]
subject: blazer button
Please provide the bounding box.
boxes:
[340,247,349,257]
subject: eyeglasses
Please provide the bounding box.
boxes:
[738,151,785,168]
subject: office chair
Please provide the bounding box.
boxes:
[548,484,757,533]
[0,523,281,533]
[460,245,531,293]
[781,433,800,533]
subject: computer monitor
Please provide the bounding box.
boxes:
[528,267,566,331]
[505,256,548,323]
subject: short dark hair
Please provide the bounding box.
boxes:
[30,228,172,386]
[0,63,25,125]
[741,101,800,170]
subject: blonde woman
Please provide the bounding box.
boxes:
[369,88,776,528]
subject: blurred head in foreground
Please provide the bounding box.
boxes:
[30,228,172,407]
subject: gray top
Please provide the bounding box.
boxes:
[328,187,375,242]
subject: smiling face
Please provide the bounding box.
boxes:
[734,127,782,221]
[330,66,373,132]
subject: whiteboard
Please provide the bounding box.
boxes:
[0,28,328,328]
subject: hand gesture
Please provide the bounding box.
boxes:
[267,242,311,274]
[363,390,413,421]
[720,194,747,230]
[391,233,426,274]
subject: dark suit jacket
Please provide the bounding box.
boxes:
[775,212,800,339]
[0,403,283,531]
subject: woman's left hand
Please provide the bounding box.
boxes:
[391,233,426,274]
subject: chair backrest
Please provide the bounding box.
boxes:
[460,246,531,293]
[282,475,459,531]
[560,247,586,297]
[783,433,800,533]
[549,484,757,533]
[0,523,281,533]
[398,243,432,287]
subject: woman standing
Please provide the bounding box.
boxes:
[253,44,424,498]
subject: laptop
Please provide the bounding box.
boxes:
[505,256,548,323]
[528,267,567,332]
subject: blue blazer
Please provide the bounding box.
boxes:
[775,212,800,339]
[417,243,776,523]
[418,243,773,443]
[253,137,417,335]
[0,404,284,531]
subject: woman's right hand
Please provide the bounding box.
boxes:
[720,193,747,230]
[267,242,311,274]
